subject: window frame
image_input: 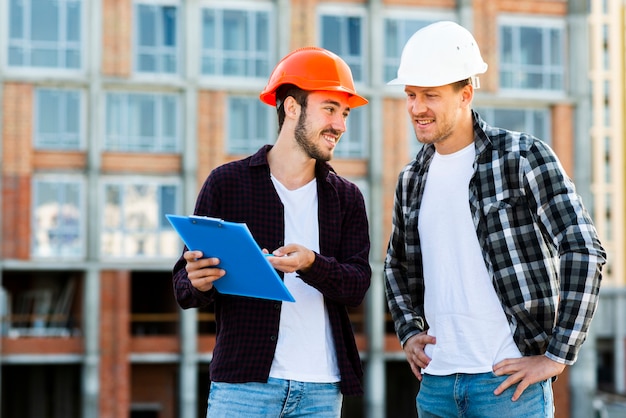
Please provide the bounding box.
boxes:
[497,15,567,98]
[34,87,85,150]
[4,0,85,76]
[100,176,183,260]
[104,90,182,153]
[226,95,275,155]
[133,0,181,77]
[317,4,368,84]
[31,174,86,259]
[199,0,276,87]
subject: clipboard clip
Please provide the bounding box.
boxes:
[189,215,225,226]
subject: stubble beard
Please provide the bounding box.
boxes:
[294,111,334,162]
[414,115,455,146]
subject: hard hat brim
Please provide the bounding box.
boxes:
[260,87,368,108]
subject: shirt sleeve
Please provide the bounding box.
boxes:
[171,172,221,309]
[524,141,606,364]
[384,167,426,346]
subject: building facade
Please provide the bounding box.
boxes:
[0,0,623,417]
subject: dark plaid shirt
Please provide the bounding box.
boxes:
[384,111,606,365]
[173,145,371,396]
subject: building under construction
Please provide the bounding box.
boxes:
[1,0,625,417]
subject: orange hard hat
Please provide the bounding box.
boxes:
[259,47,368,108]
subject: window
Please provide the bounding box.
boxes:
[101,179,181,258]
[384,17,437,83]
[34,88,83,150]
[135,3,178,74]
[319,11,365,82]
[499,18,565,92]
[8,0,82,69]
[475,107,551,145]
[201,5,273,78]
[105,92,180,153]
[227,96,274,154]
[32,176,84,258]
[334,107,368,159]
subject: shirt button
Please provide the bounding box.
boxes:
[278,241,284,246]
[270,335,277,342]
[273,303,280,310]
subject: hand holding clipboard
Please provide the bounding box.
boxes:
[166,214,295,302]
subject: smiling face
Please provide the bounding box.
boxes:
[294,90,351,161]
[404,83,472,152]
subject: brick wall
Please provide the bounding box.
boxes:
[2,83,33,259]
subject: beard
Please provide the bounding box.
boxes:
[294,111,339,162]
[413,112,456,146]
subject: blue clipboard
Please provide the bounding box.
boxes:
[166,214,295,302]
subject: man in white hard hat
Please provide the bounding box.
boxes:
[384,21,606,417]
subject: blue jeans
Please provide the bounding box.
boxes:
[207,378,343,417]
[416,372,554,418]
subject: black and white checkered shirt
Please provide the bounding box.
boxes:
[384,111,606,365]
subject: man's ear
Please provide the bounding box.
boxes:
[461,84,474,106]
[283,96,300,119]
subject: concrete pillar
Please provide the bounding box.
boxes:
[365,1,386,417]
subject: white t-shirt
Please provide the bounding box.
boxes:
[268,175,340,383]
[418,143,522,375]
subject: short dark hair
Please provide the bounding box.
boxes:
[451,78,472,91]
[275,84,310,132]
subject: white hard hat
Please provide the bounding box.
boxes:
[388,21,488,88]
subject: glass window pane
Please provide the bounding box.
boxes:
[224,10,246,51]
[200,6,272,78]
[32,48,58,67]
[38,91,61,134]
[499,22,564,92]
[385,20,399,57]
[202,10,215,49]
[520,27,542,65]
[66,2,81,41]
[10,0,24,38]
[9,0,83,69]
[32,178,83,258]
[138,96,156,137]
[35,89,82,150]
[104,185,122,228]
[256,12,269,51]
[321,16,341,52]
[163,7,177,46]
[136,4,178,74]
[66,49,80,68]
[160,186,176,227]
[162,97,176,137]
[549,29,562,66]
[105,92,180,153]
[335,107,366,158]
[227,96,273,154]
[102,180,180,258]
[139,5,156,46]
[65,92,80,133]
[31,0,59,41]
[500,26,513,63]
[347,17,361,56]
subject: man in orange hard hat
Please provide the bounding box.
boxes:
[173,47,371,417]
